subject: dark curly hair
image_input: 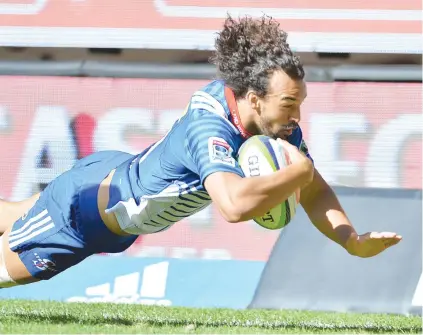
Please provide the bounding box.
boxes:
[210,15,304,99]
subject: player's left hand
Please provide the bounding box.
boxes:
[345,232,402,258]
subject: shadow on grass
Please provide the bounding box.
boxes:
[4,311,422,334]
[140,319,422,334]
[5,312,134,326]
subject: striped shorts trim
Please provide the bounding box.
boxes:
[9,209,56,250]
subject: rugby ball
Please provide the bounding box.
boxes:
[237,135,300,230]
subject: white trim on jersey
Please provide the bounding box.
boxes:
[191,91,240,135]
[142,185,179,199]
[142,181,193,199]
[190,103,221,117]
[149,197,211,226]
[177,181,202,195]
[192,91,227,117]
[108,180,212,233]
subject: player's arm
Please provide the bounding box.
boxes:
[289,130,361,254]
[286,130,401,258]
[205,147,312,223]
[186,114,313,223]
[299,169,357,248]
[300,167,402,258]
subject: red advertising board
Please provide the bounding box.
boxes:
[0,77,421,261]
[0,0,420,53]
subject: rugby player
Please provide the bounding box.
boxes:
[0,15,402,288]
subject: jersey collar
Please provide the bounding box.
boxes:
[224,86,253,139]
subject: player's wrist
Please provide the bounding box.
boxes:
[344,232,360,255]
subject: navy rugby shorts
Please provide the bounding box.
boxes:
[8,150,138,280]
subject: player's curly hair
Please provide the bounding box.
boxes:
[210,14,304,99]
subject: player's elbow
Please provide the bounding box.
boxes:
[219,189,263,223]
[205,172,255,223]
[217,195,257,223]
[214,193,252,223]
[218,204,245,223]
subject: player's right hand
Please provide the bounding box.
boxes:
[276,138,309,165]
[345,231,402,258]
[276,139,314,184]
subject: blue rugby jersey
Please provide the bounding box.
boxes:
[106,80,312,235]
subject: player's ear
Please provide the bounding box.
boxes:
[246,90,261,115]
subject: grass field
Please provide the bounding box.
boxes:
[0,299,421,334]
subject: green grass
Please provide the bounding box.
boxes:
[0,299,421,334]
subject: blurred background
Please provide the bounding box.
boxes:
[0,0,421,316]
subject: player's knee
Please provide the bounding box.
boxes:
[0,235,18,288]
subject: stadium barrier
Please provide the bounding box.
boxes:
[0,0,421,54]
[0,61,421,82]
[249,187,422,316]
[0,257,265,309]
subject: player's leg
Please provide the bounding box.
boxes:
[0,150,139,288]
[0,191,92,288]
[0,227,39,287]
[0,150,126,235]
[0,194,45,287]
[0,193,40,235]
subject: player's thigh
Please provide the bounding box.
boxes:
[5,193,92,282]
[0,193,40,234]
[1,227,39,285]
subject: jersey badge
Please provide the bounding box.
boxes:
[208,137,236,167]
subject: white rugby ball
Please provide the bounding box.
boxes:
[237,135,300,230]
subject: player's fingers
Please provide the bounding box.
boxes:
[379,232,400,238]
[382,237,402,244]
[369,232,400,239]
[369,232,382,239]
[277,139,299,151]
[383,238,401,248]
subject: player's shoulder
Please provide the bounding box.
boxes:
[185,80,242,135]
[188,80,231,120]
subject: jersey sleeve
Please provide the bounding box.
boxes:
[288,127,314,163]
[186,112,244,185]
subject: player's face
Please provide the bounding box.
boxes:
[257,70,307,140]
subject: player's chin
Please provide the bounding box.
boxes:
[275,131,289,140]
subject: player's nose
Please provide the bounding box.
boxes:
[289,116,300,124]
[290,108,301,124]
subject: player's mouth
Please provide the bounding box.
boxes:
[275,129,292,140]
[279,122,298,137]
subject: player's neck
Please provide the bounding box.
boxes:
[236,99,261,136]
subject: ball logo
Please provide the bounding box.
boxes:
[261,211,274,223]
